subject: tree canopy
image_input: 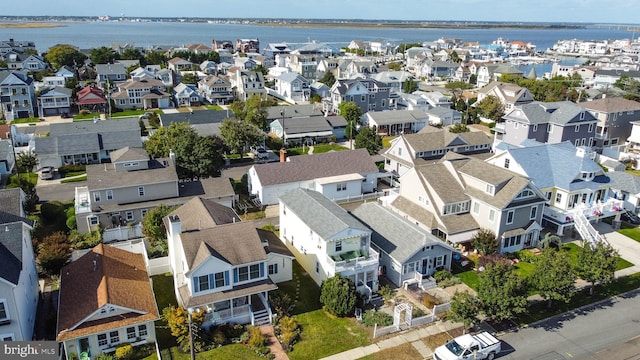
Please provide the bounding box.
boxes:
[477,261,528,321]
[144,50,167,66]
[142,204,178,255]
[320,275,359,317]
[354,125,383,155]
[339,101,362,140]
[44,44,87,69]
[172,50,219,65]
[475,95,505,122]
[37,232,71,276]
[16,151,37,175]
[499,73,582,102]
[449,291,480,333]
[471,228,499,255]
[144,122,225,179]
[402,78,418,93]
[532,248,576,308]
[90,46,119,64]
[319,71,336,87]
[179,73,199,85]
[220,119,266,157]
[574,241,619,295]
[229,95,275,129]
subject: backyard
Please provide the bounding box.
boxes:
[285,143,349,156]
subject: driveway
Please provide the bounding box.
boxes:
[36,181,82,203]
[593,221,640,276]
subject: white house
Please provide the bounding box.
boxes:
[247,149,379,206]
[173,83,202,107]
[0,188,38,341]
[279,189,379,297]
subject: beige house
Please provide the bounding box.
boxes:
[56,244,159,360]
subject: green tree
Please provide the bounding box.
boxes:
[445,81,474,105]
[402,78,418,93]
[37,232,71,276]
[142,204,178,254]
[144,50,167,66]
[319,71,336,87]
[449,291,480,334]
[471,228,499,255]
[179,73,199,85]
[219,119,265,157]
[120,48,144,62]
[449,50,462,63]
[338,101,362,140]
[396,43,422,54]
[147,112,160,129]
[16,151,37,178]
[44,44,87,69]
[174,134,226,180]
[90,46,119,64]
[320,275,359,317]
[475,95,505,121]
[144,122,194,158]
[448,123,470,133]
[574,241,619,295]
[532,248,576,308]
[162,305,205,352]
[477,261,528,321]
[387,62,402,71]
[354,125,383,155]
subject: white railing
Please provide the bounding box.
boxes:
[333,191,385,204]
[327,248,380,273]
[572,210,607,246]
[102,223,144,242]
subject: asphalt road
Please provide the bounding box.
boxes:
[498,289,640,360]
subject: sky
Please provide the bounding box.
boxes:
[4,0,640,25]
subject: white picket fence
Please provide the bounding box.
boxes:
[147,256,171,276]
[373,302,450,338]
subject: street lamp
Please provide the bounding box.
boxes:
[187,308,200,360]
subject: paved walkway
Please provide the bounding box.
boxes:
[593,221,640,277]
[35,173,86,187]
[260,325,289,360]
[319,320,462,360]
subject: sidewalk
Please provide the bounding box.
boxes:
[319,320,462,360]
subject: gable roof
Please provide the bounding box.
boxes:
[170,197,240,233]
[86,157,177,191]
[279,188,369,240]
[401,129,492,153]
[179,221,267,270]
[608,171,640,194]
[252,149,378,187]
[352,202,454,263]
[505,101,597,126]
[265,104,324,120]
[579,97,640,113]
[57,244,159,341]
[271,116,333,135]
[109,147,149,163]
[160,109,233,126]
[94,63,126,75]
[0,222,27,285]
[366,110,427,126]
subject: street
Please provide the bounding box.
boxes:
[498,289,640,359]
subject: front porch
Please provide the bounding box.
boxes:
[544,198,624,236]
[194,292,273,328]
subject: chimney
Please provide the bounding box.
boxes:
[168,214,182,236]
[280,148,287,163]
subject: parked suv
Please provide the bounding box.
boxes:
[251,146,269,160]
[39,166,54,180]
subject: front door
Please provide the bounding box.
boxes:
[421,258,429,275]
[78,338,90,359]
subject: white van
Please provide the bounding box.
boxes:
[39,166,54,180]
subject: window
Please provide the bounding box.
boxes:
[530,206,537,220]
[506,210,514,224]
[89,216,99,226]
[123,162,139,168]
[435,255,444,267]
[198,275,210,291]
[106,190,113,200]
[575,125,580,132]
[335,241,342,252]
[127,327,136,340]
[98,334,108,347]
[250,264,260,279]
[516,189,534,199]
[588,123,593,133]
[575,139,580,146]
[268,264,278,274]
[556,193,562,204]
[93,192,101,202]
[485,184,494,195]
[315,261,319,273]
[336,183,347,192]
[533,124,538,132]
[504,158,510,169]
[397,147,402,156]
[0,301,7,321]
[109,331,119,344]
[138,186,145,196]
[125,211,134,221]
[214,272,225,288]
[138,325,148,337]
[546,192,552,201]
[141,209,148,218]
[0,334,13,341]
[473,202,480,214]
[548,124,553,133]
[238,267,249,282]
[489,209,495,222]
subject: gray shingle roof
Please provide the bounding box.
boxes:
[110,147,149,163]
[607,171,640,195]
[279,188,369,240]
[505,101,597,126]
[252,148,378,187]
[0,222,25,285]
[402,128,492,153]
[160,110,233,126]
[86,158,178,191]
[170,197,240,233]
[351,202,453,263]
[366,110,428,126]
[271,116,333,135]
[266,104,324,120]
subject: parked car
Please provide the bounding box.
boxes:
[251,146,269,160]
[621,210,640,225]
[39,166,54,180]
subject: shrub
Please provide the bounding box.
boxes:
[247,326,266,349]
[58,164,86,175]
[114,343,133,360]
[421,293,441,309]
[516,249,538,263]
[270,291,294,318]
[378,284,395,301]
[433,269,453,282]
[477,254,511,270]
[212,327,226,346]
[276,316,300,349]
[320,275,358,317]
[412,306,426,318]
[40,201,66,222]
[361,309,393,327]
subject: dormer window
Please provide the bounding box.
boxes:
[580,112,585,120]
[485,184,495,195]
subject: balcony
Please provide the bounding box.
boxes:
[327,247,379,273]
[544,198,624,224]
[75,186,92,214]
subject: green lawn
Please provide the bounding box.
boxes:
[144,343,261,360]
[151,273,178,350]
[382,136,397,148]
[61,175,87,183]
[618,227,640,242]
[288,310,369,360]
[286,144,349,156]
[276,262,322,315]
[6,172,38,188]
[11,117,39,124]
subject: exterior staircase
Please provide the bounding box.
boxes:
[571,210,608,247]
[253,309,271,326]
